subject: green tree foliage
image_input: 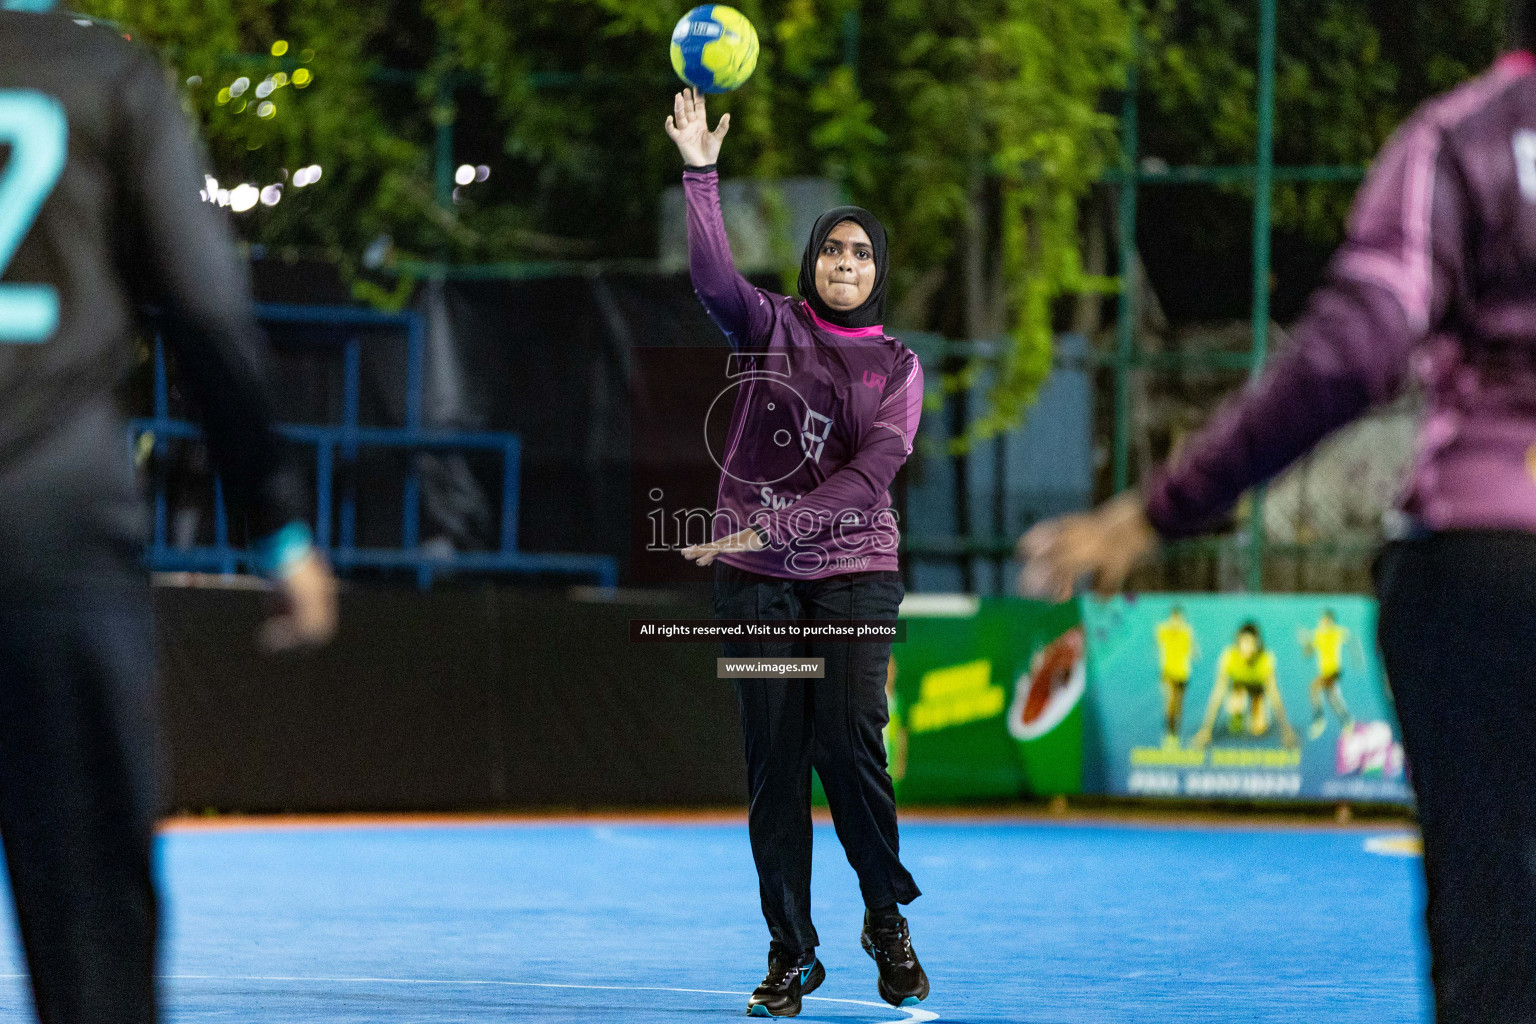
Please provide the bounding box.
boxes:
[1140,0,1507,246]
[432,0,1132,437]
[80,0,428,305]
[75,0,1129,432]
[81,1,1510,429]
[865,0,1131,439]
[721,0,1132,440]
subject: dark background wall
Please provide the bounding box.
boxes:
[242,262,749,582]
[155,582,745,812]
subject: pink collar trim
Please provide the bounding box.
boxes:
[801,301,886,338]
[1497,51,1536,75]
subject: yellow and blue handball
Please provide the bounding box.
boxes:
[670,5,759,93]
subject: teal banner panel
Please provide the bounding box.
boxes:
[1081,594,1411,804]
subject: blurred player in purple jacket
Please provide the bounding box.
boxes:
[1021,6,1536,1019]
[667,89,928,1017]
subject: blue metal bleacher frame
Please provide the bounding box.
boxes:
[131,303,618,589]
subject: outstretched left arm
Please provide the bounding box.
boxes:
[1145,122,1467,538]
[1020,116,1469,600]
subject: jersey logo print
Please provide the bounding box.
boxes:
[800,408,832,463]
[0,90,67,343]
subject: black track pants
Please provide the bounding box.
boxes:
[714,563,920,954]
[1377,532,1536,1024]
[0,585,160,1024]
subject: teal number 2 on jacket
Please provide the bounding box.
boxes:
[0,90,66,343]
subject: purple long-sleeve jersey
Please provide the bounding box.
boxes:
[1146,52,1536,538]
[684,169,923,579]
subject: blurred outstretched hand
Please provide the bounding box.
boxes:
[260,551,339,654]
[1017,492,1159,602]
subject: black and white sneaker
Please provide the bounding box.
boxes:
[860,911,929,1007]
[747,948,824,1017]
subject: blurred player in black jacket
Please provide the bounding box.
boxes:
[0,3,337,1020]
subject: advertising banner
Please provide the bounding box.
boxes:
[1081,595,1411,804]
[883,596,1085,803]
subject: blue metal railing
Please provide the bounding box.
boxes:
[132,303,618,589]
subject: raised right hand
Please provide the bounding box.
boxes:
[665,88,730,167]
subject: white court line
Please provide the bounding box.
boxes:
[167,973,941,1023]
[1364,834,1423,858]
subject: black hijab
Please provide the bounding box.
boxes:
[797,206,889,330]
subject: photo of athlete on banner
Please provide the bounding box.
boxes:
[1154,607,1197,744]
[1085,595,1410,802]
[1191,622,1300,749]
[1299,610,1360,741]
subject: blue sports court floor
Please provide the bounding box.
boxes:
[0,817,1429,1023]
